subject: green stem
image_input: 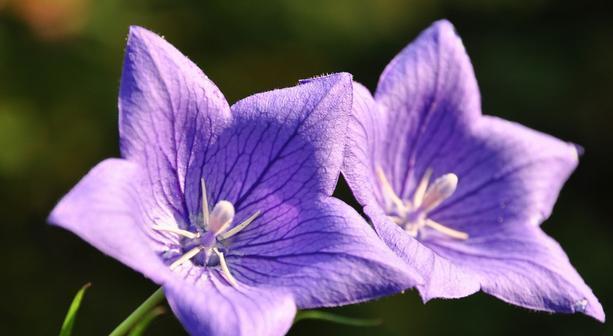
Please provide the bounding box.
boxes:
[109,287,165,336]
[293,310,381,327]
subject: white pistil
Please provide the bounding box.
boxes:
[170,246,203,270]
[420,173,458,213]
[209,201,235,234]
[213,247,238,286]
[201,178,210,229]
[219,210,261,240]
[151,225,199,239]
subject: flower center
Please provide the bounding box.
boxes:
[152,179,260,286]
[376,167,468,240]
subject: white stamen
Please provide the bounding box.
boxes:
[201,179,210,229]
[413,168,432,208]
[388,216,404,225]
[426,219,469,240]
[405,225,419,237]
[219,210,261,240]
[209,201,235,234]
[213,248,238,287]
[375,166,405,212]
[376,167,468,241]
[420,173,458,213]
[170,246,203,270]
[152,225,199,239]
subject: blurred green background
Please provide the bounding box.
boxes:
[0,0,611,335]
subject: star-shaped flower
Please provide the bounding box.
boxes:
[49,26,418,335]
[342,20,604,320]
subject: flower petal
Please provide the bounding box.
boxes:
[165,271,296,336]
[341,81,388,208]
[119,26,231,223]
[48,159,171,284]
[186,73,417,306]
[428,225,604,321]
[228,197,420,308]
[430,116,579,234]
[342,71,481,303]
[343,19,603,320]
[374,20,481,198]
[365,206,480,301]
[201,73,352,212]
[420,116,602,320]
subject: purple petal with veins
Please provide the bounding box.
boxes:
[49,26,419,336]
[342,19,604,321]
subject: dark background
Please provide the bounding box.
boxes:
[0,0,611,335]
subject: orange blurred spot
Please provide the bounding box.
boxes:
[10,0,90,40]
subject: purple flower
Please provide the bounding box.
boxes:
[49,26,418,335]
[342,20,604,321]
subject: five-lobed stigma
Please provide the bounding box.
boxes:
[376,166,468,240]
[152,179,260,286]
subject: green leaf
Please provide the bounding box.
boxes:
[127,307,165,336]
[59,283,91,336]
[293,310,382,327]
[108,287,166,336]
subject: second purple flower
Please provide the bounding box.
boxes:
[342,20,604,321]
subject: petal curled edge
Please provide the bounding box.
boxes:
[374,19,481,199]
[341,81,388,208]
[229,197,421,308]
[119,26,231,224]
[48,159,172,284]
[165,272,296,336]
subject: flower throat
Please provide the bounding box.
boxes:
[376,167,468,240]
[152,179,260,286]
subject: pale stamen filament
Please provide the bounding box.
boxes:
[376,167,468,240]
[412,168,432,208]
[426,219,468,240]
[406,226,419,237]
[201,178,210,230]
[375,166,405,212]
[219,210,261,240]
[170,246,203,270]
[152,225,199,239]
[388,216,404,225]
[213,247,238,287]
[156,178,256,286]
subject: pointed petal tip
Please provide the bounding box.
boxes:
[583,297,605,322]
[427,19,463,43]
[127,25,154,39]
[126,25,148,43]
[47,206,62,227]
[430,19,455,31]
[572,142,585,157]
[125,26,169,51]
[298,72,352,87]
